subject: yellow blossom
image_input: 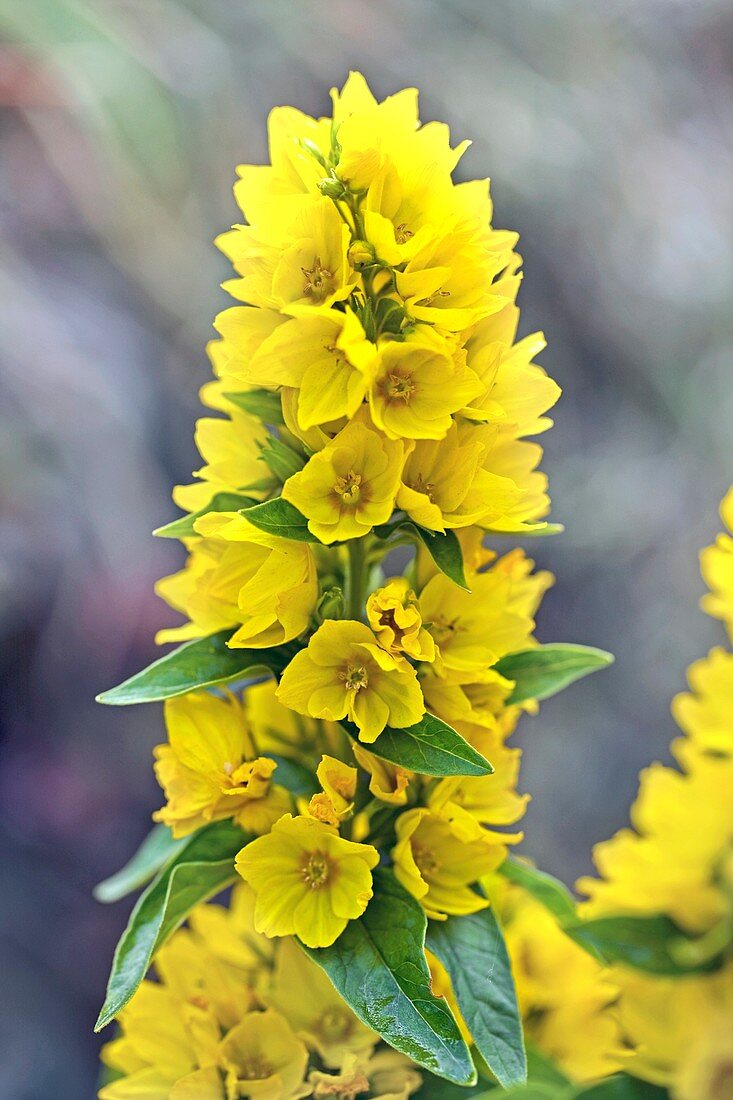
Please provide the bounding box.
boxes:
[234,813,379,948]
[351,742,412,806]
[218,1010,310,1100]
[306,755,358,826]
[672,647,733,757]
[429,727,529,827]
[276,620,425,743]
[156,512,318,648]
[366,578,435,663]
[309,1051,421,1100]
[397,422,520,532]
[367,334,482,441]
[269,937,377,1068]
[245,679,345,764]
[171,409,275,515]
[282,420,404,544]
[391,803,516,920]
[152,691,289,838]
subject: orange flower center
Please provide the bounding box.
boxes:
[301,851,332,889]
[302,256,334,302]
[412,841,439,877]
[340,663,369,692]
[334,470,363,504]
[384,371,415,403]
[238,1054,274,1081]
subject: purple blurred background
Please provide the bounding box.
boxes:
[1,1,732,1095]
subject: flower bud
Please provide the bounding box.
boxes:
[317,177,347,200]
[347,240,376,268]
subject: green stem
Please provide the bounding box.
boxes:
[346,537,368,621]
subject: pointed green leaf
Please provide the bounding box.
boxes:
[153,492,259,539]
[427,907,526,1089]
[564,914,725,976]
[494,644,614,706]
[375,520,469,590]
[96,631,291,705]
[302,868,476,1085]
[94,825,184,904]
[95,820,246,1031]
[342,713,493,778]
[498,858,578,925]
[240,497,318,542]
[223,388,284,424]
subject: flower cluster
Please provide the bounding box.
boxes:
[576,487,733,1100]
[94,74,620,1100]
[99,885,421,1100]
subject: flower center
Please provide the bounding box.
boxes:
[412,841,439,877]
[318,1006,354,1042]
[302,256,334,302]
[394,221,413,244]
[340,663,369,692]
[410,473,435,501]
[429,614,458,643]
[417,287,451,307]
[238,1054,274,1081]
[384,372,415,403]
[334,470,363,504]
[301,851,332,889]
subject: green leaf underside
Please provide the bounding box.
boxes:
[498,858,578,925]
[153,491,259,539]
[376,520,469,591]
[223,389,284,423]
[426,908,526,1089]
[94,825,185,904]
[302,868,476,1085]
[494,644,614,706]
[241,497,318,541]
[342,713,493,778]
[96,632,291,705]
[564,914,725,976]
[95,821,246,1032]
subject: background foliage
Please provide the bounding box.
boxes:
[0,2,732,1097]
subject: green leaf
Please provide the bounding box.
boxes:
[342,713,494,778]
[426,907,526,1089]
[258,438,306,481]
[263,754,318,797]
[569,1074,667,1099]
[493,645,614,706]
[223,388,284,424]
[564,914,724,976]
[498,858,578,925]
[153,491,259,539]
[240,497,318,542]
[525,1043,572,1090]
[93,825,185,904]
[413,1076,491,1100]
[303,868,476,1085]
[95,820,245,1031]
[375,520,469,591]
[96,631,290,705]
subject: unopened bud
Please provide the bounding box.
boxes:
[317,177,346,200]
[348,240,376,268]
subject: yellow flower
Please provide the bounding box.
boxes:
[428,727,528,828]
[672,647,733,757]
[218,1010,310,1100]
[391,803,515,920]
[306,755,358,827]
[221,197,358,313]
[701,486,733,639]
[276,620,425,743]
[243,307,374,430]
[495,886,624,1083]
[171,409,275,515]
[308,1051,421,1100]
[245,679,345,764]
[234,813,379,948]
[366,578,435,663]
[152,691,289,839]
[269,937,377,1068]
[211,306,285,384]
[367,334,482,441]
[419,567,535,675]
[156,512,318,648]
[397,422,520,532]
[351,742,412,806]
[578,745,733,937]
[331,72,420,193]
[282,420,404,544]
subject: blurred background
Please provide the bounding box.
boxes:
[0,0,732,1095]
